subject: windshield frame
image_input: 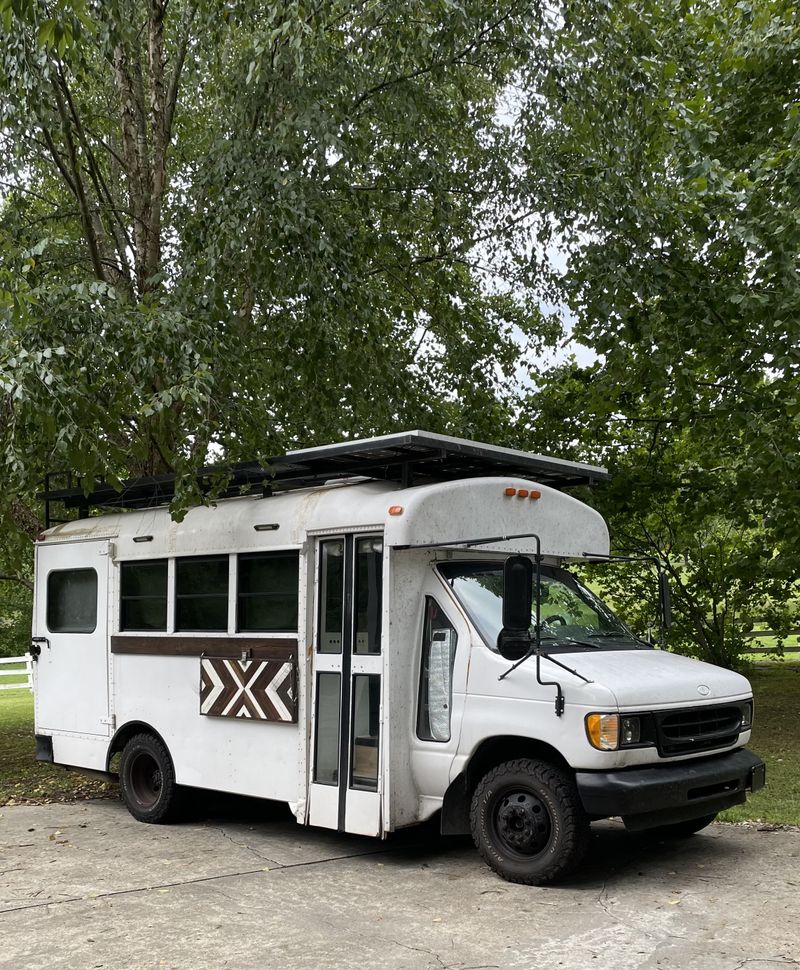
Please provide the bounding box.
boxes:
[436,559,648,654]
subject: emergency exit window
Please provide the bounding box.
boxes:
[47,568,98,633]
[120,560,167,631]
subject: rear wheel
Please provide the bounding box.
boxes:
[470,758,590,885]
[119,733,179,823]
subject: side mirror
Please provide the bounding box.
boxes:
[497,555,534,661]
[659,572,672,629]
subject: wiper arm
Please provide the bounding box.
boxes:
[551,636,600,649]
[587,631,654,648]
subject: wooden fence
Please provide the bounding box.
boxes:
[742,626,800,655]
[0,655,33,691]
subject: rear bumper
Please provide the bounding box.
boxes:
[575,748,765,830]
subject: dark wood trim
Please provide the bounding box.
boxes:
[111,635,297,660]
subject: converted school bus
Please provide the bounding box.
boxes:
[32,432,765,884]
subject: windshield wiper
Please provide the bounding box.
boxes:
[587,631,654,648]
[548,636,600,649]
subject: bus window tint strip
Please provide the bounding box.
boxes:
[120,560,167,631]
[237,551,299,632]
[175,555,229,631]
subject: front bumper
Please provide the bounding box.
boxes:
[575,748,765,830]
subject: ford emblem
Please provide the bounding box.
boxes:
[697,685,711,696]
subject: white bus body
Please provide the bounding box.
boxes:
[32,433,764,884]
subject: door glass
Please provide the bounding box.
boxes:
[354,538,382,654]
[350,674,380,791]
[47,569,98,633]
[319,540,344,653]
[314,673,341,784]
[417,598,458,742]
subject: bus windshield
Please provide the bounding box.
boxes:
[437,561,646,652]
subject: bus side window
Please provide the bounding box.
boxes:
[417,597,458,743]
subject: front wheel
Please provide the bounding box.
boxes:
[119,733,179,823]
[470,758,590,885]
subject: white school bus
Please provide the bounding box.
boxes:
[32,432,764,884]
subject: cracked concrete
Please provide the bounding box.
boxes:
[1,797,799,970]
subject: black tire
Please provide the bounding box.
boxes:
[119,733,179,823]
[470,758,590,885]
[646,813,717,840]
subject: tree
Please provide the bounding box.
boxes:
[522,362,796,669]
[519,0,800,569]
[0,0,555,576]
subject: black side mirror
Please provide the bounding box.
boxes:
[659,572,672,629]
[497,555,534,661]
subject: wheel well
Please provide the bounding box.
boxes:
[441,736,571,836]
[106,722,173,775]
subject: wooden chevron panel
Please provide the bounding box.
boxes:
[200,657,297,722]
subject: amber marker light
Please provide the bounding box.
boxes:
[529,490,542,500]
[517,488,529,498]
[586,713,620,750]
[504,487,517,496]
[388,505,404,516]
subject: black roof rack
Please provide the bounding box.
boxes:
[39,431,609,527]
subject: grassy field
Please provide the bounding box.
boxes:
[0,689,113,806]
[1,666,798,822]
[719,664,800,825]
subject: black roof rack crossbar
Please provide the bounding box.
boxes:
[38,430,609,525]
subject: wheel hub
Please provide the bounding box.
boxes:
[495,791,551,855]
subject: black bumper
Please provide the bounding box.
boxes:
[575,748,765,830]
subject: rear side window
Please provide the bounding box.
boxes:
[47,569,98,633]
[120,560,167,631]
[175,556,229,631]
[237,551,299,632]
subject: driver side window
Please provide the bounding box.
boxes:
[417,597,458,743]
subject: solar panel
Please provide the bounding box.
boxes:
[39,430,609,525]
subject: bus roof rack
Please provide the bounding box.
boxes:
[39,430,609,526]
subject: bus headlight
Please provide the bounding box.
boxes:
[740,701,753,730]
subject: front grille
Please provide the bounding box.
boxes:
[655,705,743,757]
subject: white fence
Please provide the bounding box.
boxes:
[0,655,33,692]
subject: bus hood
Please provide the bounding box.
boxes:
[554,648,752,709]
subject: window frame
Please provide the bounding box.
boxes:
[174,554,230,633]
[416,596,458,743]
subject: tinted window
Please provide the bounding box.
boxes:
[175,556,228,631]
[354,537,382,654]
[319,540,344,653]
[120,560,167,631]
[47,569,98,633]
[237,551,299,632]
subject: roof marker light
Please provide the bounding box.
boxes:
[530,490,542,500]
[133,535,154,543]
[388,506,404,516]
[254,523,280,532]
[504,487,517,497]
[517,489,529,498]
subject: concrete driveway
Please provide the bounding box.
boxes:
[1,796,798,970]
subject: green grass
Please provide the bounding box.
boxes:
[0,689,113,807]
[719,664,800,826]
[1,667,798,822]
